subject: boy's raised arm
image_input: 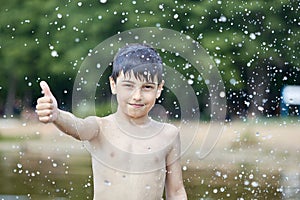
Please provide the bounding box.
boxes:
[36,81,99,140]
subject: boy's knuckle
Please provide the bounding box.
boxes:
[36,104,44,110]
[39,116,45,122]
[39,116,50,123]
[47,110,53,115]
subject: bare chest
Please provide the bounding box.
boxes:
[87,125,171,173]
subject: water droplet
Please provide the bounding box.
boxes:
[251,181,259,187]
[57,13,63,19]
[104,180,111,186]
[219,15,227,22]
[51,50,59,57]
[99,0,107,3]
[250,33,256,40]
[219,91,226,98]
[145,185,151,190]
[173,13,179,19]
[258,106,264,111]
[249,174,254,179]
[215,58,221,64]
[215,171,222,177]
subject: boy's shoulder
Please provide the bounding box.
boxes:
[152,120,179,138]
[93,114,180,138]
[159,121,178,131]
[91,114,114,125]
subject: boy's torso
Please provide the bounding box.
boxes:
[91,157,167,200]
[85,114,178,200]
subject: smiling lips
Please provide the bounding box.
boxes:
[129,103,145,108]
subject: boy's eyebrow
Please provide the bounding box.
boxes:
[121,80,158,85]
[121,80,134,83]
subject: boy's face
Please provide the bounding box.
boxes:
[110,71,164,120]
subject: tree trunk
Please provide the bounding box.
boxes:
[4,75,17,117]
[247,64,269,118]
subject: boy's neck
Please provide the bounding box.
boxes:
[114,109,151,127]
[113,109,164,139]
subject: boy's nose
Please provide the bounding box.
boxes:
[132,88,142,101]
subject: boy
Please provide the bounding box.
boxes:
[36,43,187,200]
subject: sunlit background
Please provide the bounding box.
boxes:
[0,0,299,199]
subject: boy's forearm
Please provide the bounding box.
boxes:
[53,109,82,140]
[53,110,99,141]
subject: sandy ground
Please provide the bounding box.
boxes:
[0,118,299,172]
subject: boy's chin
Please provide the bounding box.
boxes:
[125,110,149,120]
[127,113,147,119]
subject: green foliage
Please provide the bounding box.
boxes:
[0,0,299,119]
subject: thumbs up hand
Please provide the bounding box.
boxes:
[36,81,59,123]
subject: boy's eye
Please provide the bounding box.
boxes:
[143,85,155,90]
[123,84,134,88]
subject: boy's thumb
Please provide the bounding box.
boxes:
[40,81,53,97]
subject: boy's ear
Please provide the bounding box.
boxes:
[109,77,117,95]
[156,80,164,99]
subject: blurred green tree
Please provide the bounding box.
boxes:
[0,0,299,119]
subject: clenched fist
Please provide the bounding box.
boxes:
[36,81,59,123]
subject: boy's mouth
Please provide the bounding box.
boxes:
[129,103,145,108]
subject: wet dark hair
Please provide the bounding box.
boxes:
[111,43,163,83]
